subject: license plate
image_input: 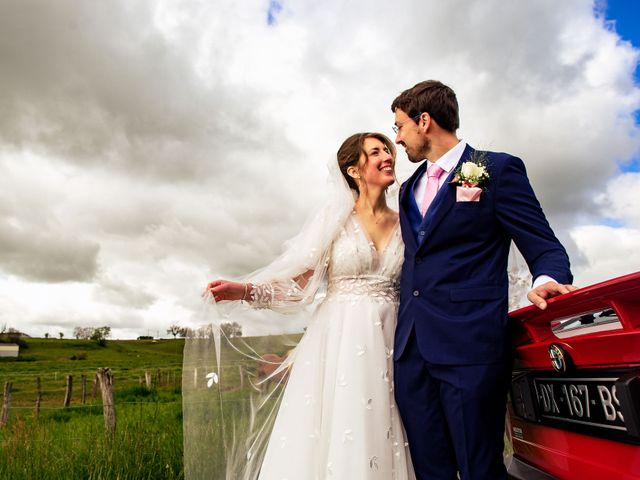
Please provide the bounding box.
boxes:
[532,376,626,432]
[511,371,640,443]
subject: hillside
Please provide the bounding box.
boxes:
[0,338,185,408]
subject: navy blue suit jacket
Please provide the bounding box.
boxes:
[396,145,572,365]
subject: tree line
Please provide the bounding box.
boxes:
[165,322,242,339]
[73,326,111,346]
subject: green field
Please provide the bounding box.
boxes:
[1,338,184,406]
[0,338,186,479]
[0,337,293,480]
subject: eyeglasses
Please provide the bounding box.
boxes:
[392,115,422,134]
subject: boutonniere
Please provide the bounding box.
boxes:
[449,151,489,202]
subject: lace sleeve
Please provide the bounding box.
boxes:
[248,269,318,313]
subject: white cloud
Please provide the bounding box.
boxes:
[570,225,640,286]
[0,0,639,337]
[596,172,640,227]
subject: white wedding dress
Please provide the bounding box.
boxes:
[256,211,415,480]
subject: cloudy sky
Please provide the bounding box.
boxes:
[1,0,639,339]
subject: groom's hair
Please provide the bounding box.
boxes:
[391,80,459,133]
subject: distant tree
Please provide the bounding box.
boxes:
[73,327,94,340]
[91,326,111,346]
[178,327,191,338]
[44,333,50,339]
[59,332,64,339]
[6,329,23,345]
[220,321,242,338]
[166,324,182,339]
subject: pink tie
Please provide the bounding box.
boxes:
[420,163,444,216]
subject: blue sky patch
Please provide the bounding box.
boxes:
[267,0,283,26]
[620,158,640,173]
[600,217,625,228]
[599,0,640,172]
[600,0,640,81]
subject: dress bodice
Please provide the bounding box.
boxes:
[326,212,404,302]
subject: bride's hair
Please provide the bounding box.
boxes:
[337,132,396,194]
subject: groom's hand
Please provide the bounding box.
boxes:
[527,281,578,310]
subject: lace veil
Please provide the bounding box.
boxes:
[182,159,358,480]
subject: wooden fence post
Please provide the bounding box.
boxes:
[81,374,87,404]
[35,377,42,417]
[63,375,73,407]
[1,382,12,427]
[96,368,116,435]
[144,371,152,389]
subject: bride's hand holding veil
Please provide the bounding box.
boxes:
[203,280,251,302]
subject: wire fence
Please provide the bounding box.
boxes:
[0,362,258,418]
[0,366,186,428]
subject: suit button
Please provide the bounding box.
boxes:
[413,290,420,297]
[419,230,425,235]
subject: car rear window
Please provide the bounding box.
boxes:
[551,308,622,338]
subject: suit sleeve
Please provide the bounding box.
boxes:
[494,156,573,285]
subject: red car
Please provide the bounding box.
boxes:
[506,271,640,480]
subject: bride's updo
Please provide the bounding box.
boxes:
[337,132,396,194]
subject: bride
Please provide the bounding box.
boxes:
[186,132,416,479]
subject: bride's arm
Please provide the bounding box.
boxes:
[205,269,316,311]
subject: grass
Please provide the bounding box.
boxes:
[0,338,186,479]
[0,390,183,479]
[0,336,294,479]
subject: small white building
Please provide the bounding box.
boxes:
[0,344,19,358]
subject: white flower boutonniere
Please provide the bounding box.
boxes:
[451,151,490,202]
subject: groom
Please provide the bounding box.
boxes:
[391,80,574,480]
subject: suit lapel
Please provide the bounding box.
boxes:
[418,145,476,250]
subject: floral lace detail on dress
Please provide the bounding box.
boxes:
[327,214,403,288]
[326,275,399,304]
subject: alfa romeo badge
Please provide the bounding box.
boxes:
[549,343,571,374]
